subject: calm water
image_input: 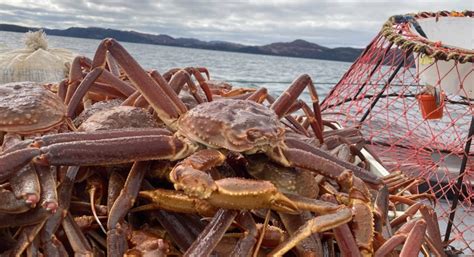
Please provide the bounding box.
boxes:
[0,31,350,102]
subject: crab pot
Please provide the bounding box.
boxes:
[416,92,444,119]
[322,11,474,253]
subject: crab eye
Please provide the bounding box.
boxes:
[246,129,264,142]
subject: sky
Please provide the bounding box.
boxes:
[0,0,471,48]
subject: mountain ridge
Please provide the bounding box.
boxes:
[0,24,363,62]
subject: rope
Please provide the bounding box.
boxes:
[380,10,474,63]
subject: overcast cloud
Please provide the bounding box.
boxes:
[0,0,471,47]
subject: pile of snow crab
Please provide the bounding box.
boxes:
[0,39,446,256]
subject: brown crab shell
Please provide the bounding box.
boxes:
[0,82,66,134]
[78,105,160,131]
[177,99,285,153]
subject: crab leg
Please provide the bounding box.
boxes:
[271,74,323,138]
[131,68,208,108]
[65,56,89,104]
[164,67,213,101]
[97,69,135,95]
[320,194,361,257]
[148,70,188,112]
[162,67,182,80]
[278,212,324,256]
[374,234,407,257]
[163,67,210,81]
[40,166,78,256]
[131,94,147,108]
[0,189,31,213]
[0,206,51,228]
[137,189,217,216]
[283,138,381,185]
[67,67,103,117]
[149,210,201,252]
[32,128,171,148]
[9,164,41,206]
[0,130,176,175]
[92,39,185,127]
[35,165,58,212]
[285,99,324,143]
[324,134,365,149]
[107,171,125,214]
[0,148,41,182]
[26,236,41,257]
[84,83,126,100]
[107,161,151,256]
[168,69,205,104]
[2,134,40,205]
[419,205,445,256]
[108,161,150,229]
[9,221,46,257]
[221,87,256,98]
[285,193,343,214]
[184,209,238,257]
[337,172,375,256]
[67,68,137,117]
[40,218,65,255]
[186,68,213,102]
[387,219,428,257]
[374,185,390,234]
[381,200,444,256]
[390,202,423,227]
[265,94,311,137]
[375,218,421,256]
[121,90,141,106]
[57,79,68,101]
[269,207,352,256]
[126,230,170,256]
[230,212,258,257]
[62,213,93,256]
[105,51,121,76]
[36,135,192,166]
[246,87,268,103]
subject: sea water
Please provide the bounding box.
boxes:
[0,30,350,103]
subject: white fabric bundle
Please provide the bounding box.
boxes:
[0,30,75,83]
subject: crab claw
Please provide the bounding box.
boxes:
[209,178,300,214]
[169,149,225,199]
[269,207,353,256]
[139,178,299,215]
[170,164,218,199]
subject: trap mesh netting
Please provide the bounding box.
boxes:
[321,11,473,253]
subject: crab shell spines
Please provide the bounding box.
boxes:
[0,82,66,134]
[177,99,285,153]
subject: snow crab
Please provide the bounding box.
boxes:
[0,82,70,211]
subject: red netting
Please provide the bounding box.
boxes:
[321,11,473,253]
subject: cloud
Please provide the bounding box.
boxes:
[0,0,471,47]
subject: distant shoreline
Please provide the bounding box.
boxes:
[0,24,363,63]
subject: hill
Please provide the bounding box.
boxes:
[0,24,363,62]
